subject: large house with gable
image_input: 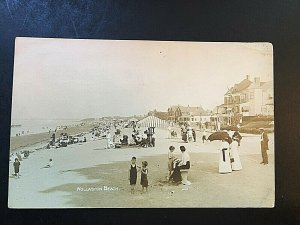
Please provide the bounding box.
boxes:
[215,75,274,126]
[167,105,211,125]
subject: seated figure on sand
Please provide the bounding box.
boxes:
[41,159,53,169]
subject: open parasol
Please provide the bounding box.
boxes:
[207,131,230,141]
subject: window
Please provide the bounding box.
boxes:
[250,92,254,99]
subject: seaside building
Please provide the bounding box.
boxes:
[214,75,274,126]
[167,105,210,125]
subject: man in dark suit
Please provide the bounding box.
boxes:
[260,128,269,165]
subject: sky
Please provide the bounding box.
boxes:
[11,38,273,120]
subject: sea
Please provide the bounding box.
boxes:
[10,119,81,137]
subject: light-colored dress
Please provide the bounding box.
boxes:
[168,151,175,172]
[229,140,242,171]
[219,141,232,174]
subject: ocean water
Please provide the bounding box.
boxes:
[10,119,81,137]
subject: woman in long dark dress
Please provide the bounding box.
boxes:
[13,158,20,178]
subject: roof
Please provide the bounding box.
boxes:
[261,81,273,91]
[248,81,267,89]
[168,105,207,114]
[226,78,252,95]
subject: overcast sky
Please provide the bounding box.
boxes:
[11,38,273,120]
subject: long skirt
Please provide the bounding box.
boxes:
[230,146,242,171]
[169,163,182,183]
[219,148,232,173]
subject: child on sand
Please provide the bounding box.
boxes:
[41,159,53,169]
[168,146,176,178]
[140,161,149,193]
[13,158,20,178]
[128,157,140,194]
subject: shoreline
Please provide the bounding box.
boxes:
[10,123,94,152]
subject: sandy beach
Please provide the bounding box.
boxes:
[10,123,94,152]
[8,127,274,208]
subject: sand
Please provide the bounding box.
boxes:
[8,127,274,208]
[10,123,95,151]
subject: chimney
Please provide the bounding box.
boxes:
[246,75,250,80]
[254,77,260,83]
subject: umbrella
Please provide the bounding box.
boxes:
[207,131,230,141]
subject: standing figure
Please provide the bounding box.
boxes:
[106,131,111,149]
[202,129,207,143]
[232,131,242,146]
[187,128,193,142]
[168,125,172,139]
[181,127,188,143]
[151,132,156,147]
[128,157,140,194]
[219,138,232,174]
[192,129,196,142]
[260,128,269,165]
[140,161,149,193]
[229,137,242,171]
[51,133,56,146]
[168,146,176,178]
[13,158,21,178]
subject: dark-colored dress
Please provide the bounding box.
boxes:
[140,168,148,187]
[261,132,269,164]
[14,161,20,173]
[129,164,137,185]
[169,161,182,183]
[182,132,187,142]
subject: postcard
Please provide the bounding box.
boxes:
[9,38,274,208]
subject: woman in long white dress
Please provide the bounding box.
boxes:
[219,139,232,174]
[229,137,242,171]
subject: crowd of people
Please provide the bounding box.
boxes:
[105,122,157,149]
[180,124,197,143]
[10,118,270,198]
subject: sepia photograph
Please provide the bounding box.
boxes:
[8,38,274,208]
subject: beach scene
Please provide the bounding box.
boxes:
[9,38,274,208]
